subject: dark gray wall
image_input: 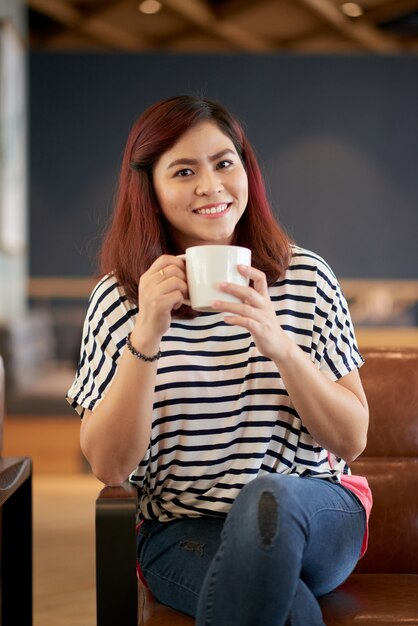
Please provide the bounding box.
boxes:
[30,53,418,279]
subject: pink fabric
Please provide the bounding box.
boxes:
[340,474,373,557]
[136,520,150,587]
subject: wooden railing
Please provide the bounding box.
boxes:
[27,276,97,299]
[27,276,418,348]
[27,276,418,301]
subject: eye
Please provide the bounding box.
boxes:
[174,168,194,177]
[217,159,233,170]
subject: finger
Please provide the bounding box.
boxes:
[168,290,188,310]
[141,271,188,309]
[149,254,186,275]
[218,282,263,308]
[223,314,259,331]
[222,312,269,341]
[159,276,188,299]
[156,263,186,282]
[237,265,269,296]
[212,299,264,322]
[150,286,187,311]
[156,291,185,313]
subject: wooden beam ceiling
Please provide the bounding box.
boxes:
[297,0,403,52]
[26,0,418,52]
[160,0,276,51]
[28,0,151,50]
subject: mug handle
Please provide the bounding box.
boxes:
[177,254,191,306]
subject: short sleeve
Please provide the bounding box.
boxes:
[66,275,137,416]
[313,260,364,380]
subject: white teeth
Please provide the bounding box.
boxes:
[195,203,228,215]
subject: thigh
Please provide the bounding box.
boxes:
[229,474,366,597]
[137,516,224,616]
[291,477,366,596]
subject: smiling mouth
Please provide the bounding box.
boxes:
[193,203,230,215]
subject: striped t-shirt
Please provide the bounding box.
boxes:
[67,246,365,522]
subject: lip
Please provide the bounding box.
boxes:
[192,202,231,217]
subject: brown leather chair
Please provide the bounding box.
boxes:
[96,347,418,625]
[0,355,33,625]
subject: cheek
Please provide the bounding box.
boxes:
[243,182,249,203]
[238,175,249,206]
[234,167,248,198]
[155,187,177,216]
[152,171,179,216]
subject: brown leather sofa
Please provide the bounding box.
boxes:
[96,347,418,625]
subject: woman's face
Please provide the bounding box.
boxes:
[152,121,248,250]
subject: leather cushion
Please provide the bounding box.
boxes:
[351,459,418,573]
[139,580,194,625]
[359,348,418,457]
[320,574,418,625]
[139,574,418,625]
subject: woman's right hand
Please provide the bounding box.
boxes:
[132,254,188,344]
[80,253,187,486]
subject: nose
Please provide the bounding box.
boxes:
[195,169,223,196]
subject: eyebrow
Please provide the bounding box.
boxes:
[166,149,236,170]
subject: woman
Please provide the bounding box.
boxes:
[67,95,371,626]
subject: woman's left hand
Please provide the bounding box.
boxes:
[215,266,369,462]
[213,265,291,362]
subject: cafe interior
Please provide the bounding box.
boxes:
[0,1,417,624]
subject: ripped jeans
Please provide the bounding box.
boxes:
[136,474,366,626]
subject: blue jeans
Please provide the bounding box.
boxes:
[137,474,366,626]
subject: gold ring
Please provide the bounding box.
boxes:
[159,268,165,277]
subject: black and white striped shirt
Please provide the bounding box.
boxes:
[67,246,364,521]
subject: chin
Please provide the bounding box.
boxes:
[209,230,236,244]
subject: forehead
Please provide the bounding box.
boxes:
[162,121,235,158]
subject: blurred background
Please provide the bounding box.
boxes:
[0,0,417,454]
[0,2,417,624]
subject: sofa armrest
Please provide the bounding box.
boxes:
[96,481,138,626]
[0,456,32,625]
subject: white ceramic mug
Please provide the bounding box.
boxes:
[178,245,251,312]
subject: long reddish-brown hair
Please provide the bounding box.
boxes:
[100,95,292,316]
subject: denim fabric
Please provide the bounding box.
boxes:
[137,474,366,626]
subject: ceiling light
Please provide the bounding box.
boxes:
[341,2,364,18]
[138,0,162,15]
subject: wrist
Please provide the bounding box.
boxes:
[129,327,162,360]
[272,332,302,371]
[126,333,161,362]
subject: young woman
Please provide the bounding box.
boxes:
[67,95,371,626]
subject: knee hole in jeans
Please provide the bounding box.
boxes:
[258,490,279,546]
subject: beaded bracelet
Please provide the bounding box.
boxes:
[125,333,162,362]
